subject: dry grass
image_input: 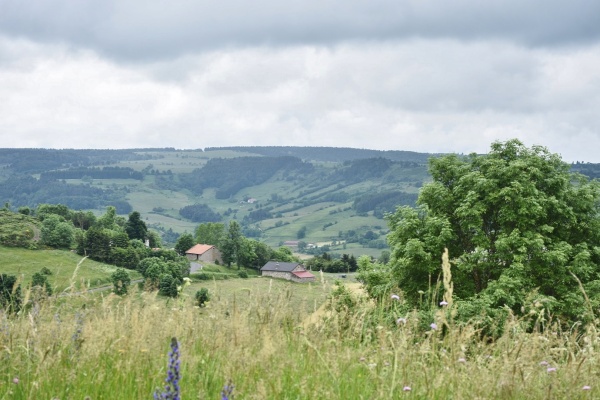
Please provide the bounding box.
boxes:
[1,277,600,399]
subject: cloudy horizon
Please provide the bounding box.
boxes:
[1,0,600,161]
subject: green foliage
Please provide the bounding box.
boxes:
[0,210,40,248]
[221,220,243,267]
[111,268,131,295]
[195,222,225,246]
[179,204,221,222]
[125,211,148,241]
[385,139,600,323]
[174,233,196,256]
[238,270,249,278]
[40,214,74,249]
[158,273,179,297]
[195,287,210,306]
[110,247,141,269]
[0,274,22,313]
[181,156,312,198]
[31,271,53,296]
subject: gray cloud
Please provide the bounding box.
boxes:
[1,1,599,61]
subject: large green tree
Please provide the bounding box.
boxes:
[125,211,148,241]
[221,220,243,267]
[40,214,74,248]
[195,222,225,246]
[385,139,600,321]
[174,233,196,256]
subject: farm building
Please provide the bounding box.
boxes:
[185,244,223,264]
[260,261,315,283]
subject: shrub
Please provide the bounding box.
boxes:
[31,272,53,296]
[195,288,210,307]
[111,268,131,295]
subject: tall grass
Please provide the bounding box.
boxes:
[1,277,599,399]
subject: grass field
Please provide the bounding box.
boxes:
[2,273,600,399]
[0,246,141,292]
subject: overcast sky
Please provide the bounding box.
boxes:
[1,1,600,161]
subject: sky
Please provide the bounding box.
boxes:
[1,1,600,162]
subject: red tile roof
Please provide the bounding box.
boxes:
[292,271,315,279]
[185,244,214,255]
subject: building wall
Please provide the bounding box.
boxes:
[262,271,293,280]
[186,248,223,264]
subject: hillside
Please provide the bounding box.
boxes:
[2,146,597,257]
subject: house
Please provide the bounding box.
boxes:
[260,261,315,283]
[185,244,223,264]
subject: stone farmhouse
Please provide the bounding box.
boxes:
[185,244,223,264]
[260,261,315,283]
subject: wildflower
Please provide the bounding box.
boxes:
[547,367,557,373]
[396,317,407,325]
[539,361,549,366]
[457,358,466,363]
[359,357,366,362]
[583,386,591,390]
[221,380,234,400]
[403,386,411,391]
[439,301,448,306]
[12,377,19,384]
[391,294,400,301]
[154,337,181,400]
[430,323,438,330]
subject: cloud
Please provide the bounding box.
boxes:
[1,35,600,161]
[1,0,599,61]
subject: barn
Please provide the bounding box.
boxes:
[260,261,316,283]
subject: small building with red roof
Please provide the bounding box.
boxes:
[260,261,315,283]
[185,244,223,264]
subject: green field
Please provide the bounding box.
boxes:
[2,274,599,399]
[0,246,141,291]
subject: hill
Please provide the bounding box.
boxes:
[2,146,596,258]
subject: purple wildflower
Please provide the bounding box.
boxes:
[396,317,407,325]
[391,294,400,301]
[12,377,19,384]
[539,361,549,366]
[439,301,448,306]
[547,367,557,373]
[221,380,234,400]
[403,386,411,391]
[430,323,438,330]
[154,337,181,400]
[583,385,591,390]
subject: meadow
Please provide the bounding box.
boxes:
[2,271,600,399]
[0,246,141,292]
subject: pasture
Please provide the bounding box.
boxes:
[2,274,599,399]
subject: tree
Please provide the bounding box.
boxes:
[174,233,196,256]
[385,139,600,322]
[147,230,162,248]
[195,222,225,246]
[111,268,131,295]
[40,214,74,249]
[221,221,243,268]
[125,211,148,241]
[96,206,119,230]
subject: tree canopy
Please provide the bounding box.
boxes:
[384,139,600,322]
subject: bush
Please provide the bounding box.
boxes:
[238,270,249,279]
[31,272,53,296]
[111,268,131,296]
[0,274,22,313]
[195,288,210,307]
